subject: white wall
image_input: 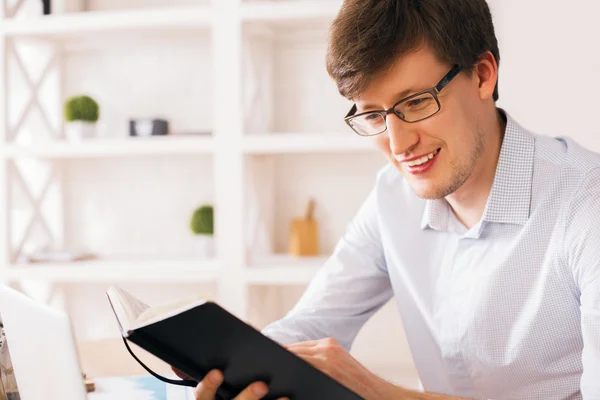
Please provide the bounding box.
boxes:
[491,0,600,149]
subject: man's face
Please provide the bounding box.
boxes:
[354,48,487,199]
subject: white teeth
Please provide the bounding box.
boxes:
[406,149,438,167]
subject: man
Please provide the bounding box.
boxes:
[193,0,600,398]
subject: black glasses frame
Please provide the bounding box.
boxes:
[344,64,462,136]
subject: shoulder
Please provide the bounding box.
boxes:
[530,132,600,217]
[551,137,600,237]
[375,162,399,185]
[371,162,427,219]
[564,165,600,221]
[374,163,422,200]
[534,134,600,186]
[527,133,600,280]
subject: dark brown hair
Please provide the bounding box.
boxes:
[326,0,500,101]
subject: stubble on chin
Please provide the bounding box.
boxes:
[400,129,486,201]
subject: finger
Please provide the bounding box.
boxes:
[284,338,339,350]
[284,340,321,349]
[294,354,334,379]
[194,370,223,400]
[171,366,194,381]
[293,353,326,369]
[234,382,269,400]
[287,346,320,356]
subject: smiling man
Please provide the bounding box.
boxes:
[192,0,600,399]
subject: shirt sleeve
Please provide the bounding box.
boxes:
[565,168,600,399]
[262,186,394,351]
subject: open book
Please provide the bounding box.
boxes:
[105,286,364,400]
[107,286,207,335]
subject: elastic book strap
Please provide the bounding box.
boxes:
[120,336,232,399]
[121,336,199,387]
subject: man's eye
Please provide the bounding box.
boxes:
[407,98,426,107]
[364,113,381,121]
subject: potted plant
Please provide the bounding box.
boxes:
[64,95,99,141]
[190,204,214,258]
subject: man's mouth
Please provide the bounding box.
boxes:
[401,148,440,174]
[405,149,440,167]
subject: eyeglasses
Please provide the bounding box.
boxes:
[344,65,462,136]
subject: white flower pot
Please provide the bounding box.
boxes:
[65,121,96,141]
[196,235,214,258]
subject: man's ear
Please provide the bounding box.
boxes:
[475,51,498,101]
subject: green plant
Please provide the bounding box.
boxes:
[190,205,214,235]
[64,95,99,123]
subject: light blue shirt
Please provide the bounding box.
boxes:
[263,110,600,399]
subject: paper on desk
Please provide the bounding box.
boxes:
[87,375,194,400]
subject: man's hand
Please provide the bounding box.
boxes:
[191,369,289,400]
[285,339,468,400]
[284,337,391,400]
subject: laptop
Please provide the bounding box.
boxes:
[0,285,88,400]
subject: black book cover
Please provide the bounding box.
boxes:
[107,291,365,400]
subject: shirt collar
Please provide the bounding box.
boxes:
[421,109,535,232]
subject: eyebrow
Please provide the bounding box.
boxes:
[359,86,421,111]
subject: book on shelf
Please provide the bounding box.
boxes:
[105,285,364,400]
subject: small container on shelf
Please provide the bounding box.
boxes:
[129,118,169,137]
[289,198,319,257]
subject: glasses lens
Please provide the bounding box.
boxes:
[348,112,386,136]
[395,92,439,122]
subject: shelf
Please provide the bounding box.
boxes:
[2,136,214,159]
[246,254,328,284]
[243,133,376,154]
[241,1,342,23]
[2,134,372,158]
[0,2,342,39]
[0,7,213,38]
[4,254,327,285]
[4,256,219,283]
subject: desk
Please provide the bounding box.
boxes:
[77,338,174,378]
[88,375,194,399]
[78,338,194,399]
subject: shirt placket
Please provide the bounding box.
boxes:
[440,236,477,396]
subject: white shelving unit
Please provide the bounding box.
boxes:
[0,7,214,37]
[0,0,372,321]
[0,134,373,158]
[243,133,374,154]
[3,254,327,285]
[1,136,215,158]
[246,254,327,285]
[5,255,219,283]
[240,1,341,22]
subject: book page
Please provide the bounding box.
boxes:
[134,294,207,329]
[107,286,150,332]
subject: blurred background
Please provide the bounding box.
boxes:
[0,0,599,390]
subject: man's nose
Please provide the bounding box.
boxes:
[387,114,419,157]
